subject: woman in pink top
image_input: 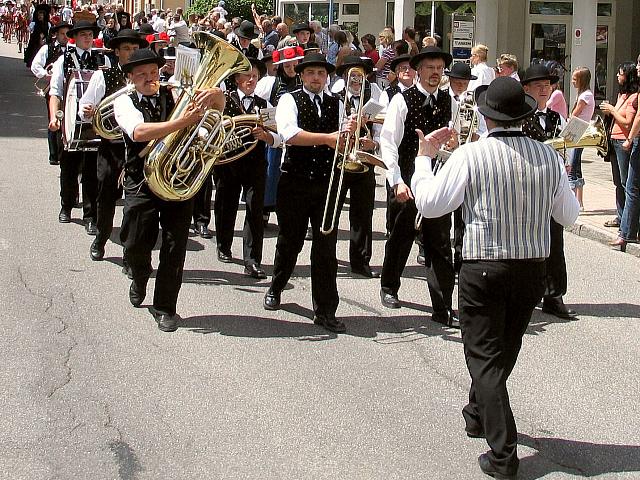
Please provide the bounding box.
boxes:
[546,80,568,119]
[599,62,638,228]
[568,66,596,208]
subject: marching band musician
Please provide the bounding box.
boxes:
[333,55,382,278]
[31,22,70,166]
[378,54,415,109]
[48,20,111,231]
[213,57,281,279]
[113,49,225,332]
[378,46,458,328]
[263,53,356,333]
[78,29,150,262]
[520,64,576,320]
[411,76,579,480]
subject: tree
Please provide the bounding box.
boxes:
[188,0,274,23]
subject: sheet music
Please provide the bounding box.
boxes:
[174,45,201,86]
[258,107,277,129]
[361,98,384,120]
[558,116,589,143]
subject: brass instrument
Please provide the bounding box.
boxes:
[142,31,251,202]
[212,112,278,165]
[320,67,386,235]
[544,115,609,157]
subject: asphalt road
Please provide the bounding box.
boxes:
[1,44,639,480]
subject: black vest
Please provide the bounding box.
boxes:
[102,66,127,97]
[522,110,562,142]
[385,84,401,102]
[283,89,340,180]
[46,42,65,66]
[220,90,268,165]
[270,73,301,106]
[397,86,451,183]
[232,39,259,58]
[63,47,101,78]
[123,86,175,181]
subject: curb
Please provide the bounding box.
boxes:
[566,221,640,258]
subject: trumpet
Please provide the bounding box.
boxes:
[320,67,386,235]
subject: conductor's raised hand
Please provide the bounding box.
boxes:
[416,126,455,157]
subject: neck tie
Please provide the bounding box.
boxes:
[242,95,255,113]
[454,94,459,102]
[80,50,89,67]
[422,94,435,109]
[349,96,359,111]
[314,94,322,116]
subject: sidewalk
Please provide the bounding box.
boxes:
[570,149,640,258]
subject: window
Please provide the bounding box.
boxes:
[386,2,394,27]
[342,4,359,15]
[529,2,573,15]
[283,2,311,24]
[597,3,612,16]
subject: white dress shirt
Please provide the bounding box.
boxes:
[114,92,146,139]
[468,62,495,91]
[31,42,65,78]
[411,127,580,260]
[49,48,111,99]
[380,83,456,187]
[153,17,166,33]
[276,87,346,143]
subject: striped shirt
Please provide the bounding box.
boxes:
[411,129,580,260]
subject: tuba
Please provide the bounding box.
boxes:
[142,31,251,201]
[544,115,609,157]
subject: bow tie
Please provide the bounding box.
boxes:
[535,111,546,117]
[143,94,160,100]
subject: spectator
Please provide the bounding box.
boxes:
[310,20,326,53]
[403,27,419,56]
[376,29,395,88]
[361,34,379,65]
[496,53,519,81]
[568,66,595,209]
[422,36,437,48]
[153,12,166,33]
[334,30,354,70]
[546,77,568,119]
[468,44,495,90]
[99,16,118,45]
[326,24,340,65]
[600,62,638,229]
[262,19,278,53]
[168,13,190,44]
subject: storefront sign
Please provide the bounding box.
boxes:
[451,14,475,62]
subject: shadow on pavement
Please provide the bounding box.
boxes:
[518,433,640,479]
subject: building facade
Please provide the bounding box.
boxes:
[275,0,640,105]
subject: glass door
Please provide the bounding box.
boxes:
[527,19,572,96]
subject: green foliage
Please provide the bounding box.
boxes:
[188,0,274,22]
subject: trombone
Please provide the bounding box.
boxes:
[320,67,386,235]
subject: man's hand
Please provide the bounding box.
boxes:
[394,182,414,203]
[48,117,60,132]
[193,87,225,111]
[252,126,271,143]
[342,114,358,135]
[416,127,455,157]
[82,104,95,118]
[180,102,205,125]
[359,136,376,152]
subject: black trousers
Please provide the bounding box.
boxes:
[271,173,339,317]
[213,156,266,265]
[45,96,62,164]
[544,219,567,299]
[120,183,193,316]
[59,149,98,222]
[460,259,546,476]
[95,141,124,246]
[192,174,213,228]
[381,191,454,313]
[337,168,376,268]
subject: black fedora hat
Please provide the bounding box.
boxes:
[66,20,101,38]
[335,55,373,77]
[50,22,72,34]
[235,20,258,40]
[108,28,149,49]
[240,57,267,78]
[122,48,165,73]
[159,46,176,60]
[137,23,155,36]
[445,62,477,80]
[292,21,312,34]
[294,52,335,74]
[390,53,412,73]
[475,77,537,122]
[409,46,453,70]
[34,3,51,15]
[521,63,559,85]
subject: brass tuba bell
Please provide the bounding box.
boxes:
[545,115,609,157]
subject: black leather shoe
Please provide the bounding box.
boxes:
[122,263,133,280]
[217,249,233,263]
[263,289,281,310]
[58,209,71,223]
[154,312,178,332]
[432,309,460,329]
[380,289,400,309]
[542,296,577,319]
[313,314,346,333]
[90,239,105,261]
[478,453,517,480]
[245,263,267,279]
[305,227,313,241]
[416,253,425,265]
[466,426,485,438]
[196,224,213,239]
[351,264,380,278]
[49,158,59,166]
[84,220,97,236]
[129,279,148,307]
